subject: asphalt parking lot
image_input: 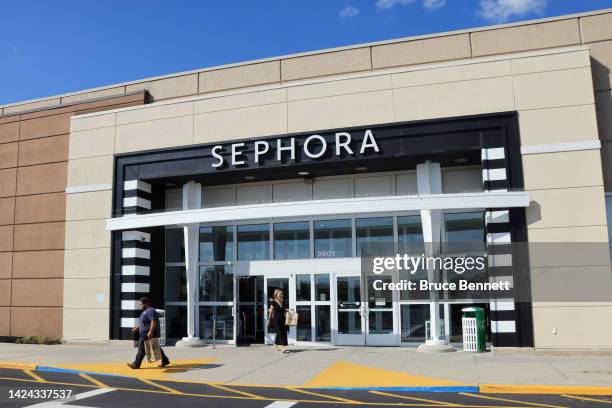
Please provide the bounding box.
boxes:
[0,367,611,408]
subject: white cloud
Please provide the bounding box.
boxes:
[375,0,416,9]
[423,0,446,10]
[376,0,446,10]
[478,0,547,23]
[339,5,360,18]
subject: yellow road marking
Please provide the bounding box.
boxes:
[288,386,363,404]
[140,378,182,394]
[459,392,567,408]
[208,383,265,399]
[562,394,612,404]
[371,390,460,406]
[23,369,46,383]
[0,374,572,408]
[0,376,97,387]
[80,373,109,388]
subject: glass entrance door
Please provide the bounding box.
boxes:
[237,276,264,345]
[335,275,365,345]
[365,275,398,345]
[264,276,291,344]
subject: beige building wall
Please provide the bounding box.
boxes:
[64,46,608,348]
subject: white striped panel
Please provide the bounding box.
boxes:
[487,232,512,244]
[121,265,150,276]
[121,317,138,328]
[486,210,509,224]
[491,320,516,333]
[488,253,512,267]
[123,196,151,209]
[489,275,514,288]
[122,231,151,242]
[482,167,507,181]
[122,247,150,259]
[121,300,140,310]
[490,299,515,311]
[481,147,505,161]
[121,282,150,293]
[124,179,152,193]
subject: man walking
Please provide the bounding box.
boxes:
[127,297,171,369]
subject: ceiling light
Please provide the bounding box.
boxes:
[454,158,468,163]
[298,171,310,176]
[354,166,368,171]
[244,176,255,180]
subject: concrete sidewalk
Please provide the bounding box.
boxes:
[0,343,611,390]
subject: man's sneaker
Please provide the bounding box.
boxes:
[159,360,170,368]
[127,363,139,369]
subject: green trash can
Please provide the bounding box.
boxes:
[462,307,486,352]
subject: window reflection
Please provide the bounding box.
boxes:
[238,224,270,260]
[356,217,393,256]
[199,265,233,302]
[314,219,352,258]
[274,222,309,259]
[165,228,185,263]
[444,212,485,252]
[199,226,233,262]
[398,215,424,253]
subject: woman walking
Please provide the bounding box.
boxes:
[268,288,288,352]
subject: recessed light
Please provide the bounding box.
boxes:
[244,176,255,180]
[354,166,368,171]
[298,171,310,176]
[165,182,175,187]
[454,158,468,163]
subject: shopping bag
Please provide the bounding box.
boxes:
[284,308,298,326]
[144,337,163,363]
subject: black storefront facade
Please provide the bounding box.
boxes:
[106,112,533,348]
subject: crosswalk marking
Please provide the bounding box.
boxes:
[263,401,298,408]
[24,387,115,407]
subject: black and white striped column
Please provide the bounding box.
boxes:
[481,146,518,346]
[120,230,151,339]
[123,179,152,214]
[485,210,518,346]
[481,147,508,191]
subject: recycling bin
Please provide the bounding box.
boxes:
[462,307,486,352]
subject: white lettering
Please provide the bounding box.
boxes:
[231,143,246,166]
[277,138,296,161]
[254,141,269,164]
[373,279,383,290]
[360,129,380,154]
[303,135,327,159]
[211,145,224,168]
[335,132,353,156]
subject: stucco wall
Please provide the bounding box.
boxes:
[63,46,610,347]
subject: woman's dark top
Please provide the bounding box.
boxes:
[270,301,288,346]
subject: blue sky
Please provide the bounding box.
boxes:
[1,0,611,105]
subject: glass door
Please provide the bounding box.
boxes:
[264,276,291,345]
[335,275,365,345]
[365,274,398,346]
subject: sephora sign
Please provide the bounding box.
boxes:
[211,129,380,168]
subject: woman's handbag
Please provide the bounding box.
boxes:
[144,337,163,363]
[284,308,299,326]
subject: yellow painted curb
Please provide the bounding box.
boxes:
[481,384,612,395]
[0,362,37,370]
